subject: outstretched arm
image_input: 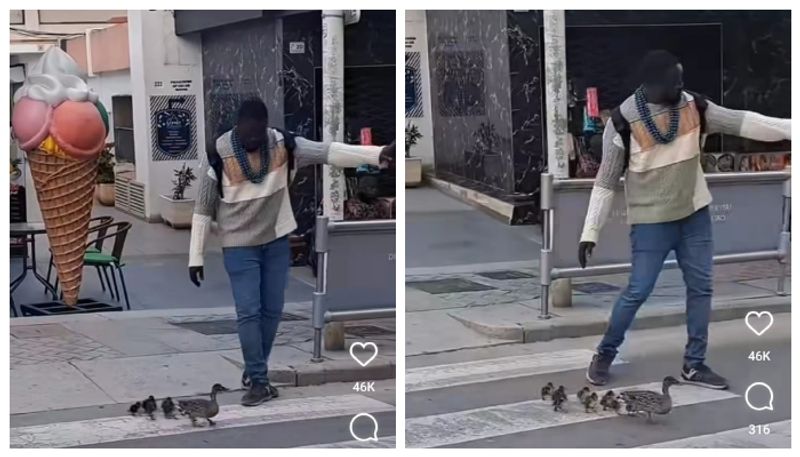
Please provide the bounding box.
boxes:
[705,101,791,142]
[580,121,627,244]
[292,136,393,168]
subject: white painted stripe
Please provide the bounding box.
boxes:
[645,420,791,448]
[301,436,397,448]
[406,349,625,392]
[406,382,739,448]
[11,395,393,448]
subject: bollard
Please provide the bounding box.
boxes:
[324,322,346,351]
[551,278,573,308]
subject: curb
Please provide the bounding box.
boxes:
[450,294,791,344]
[223,355,396,387]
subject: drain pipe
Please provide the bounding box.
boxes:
[321,10,346,221]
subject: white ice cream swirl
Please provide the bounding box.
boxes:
[13,47,98,106]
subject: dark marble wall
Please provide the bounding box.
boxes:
[426,10,515,194]
[561,10,791,153]
[425,10,789,224]
[202,11,396,237]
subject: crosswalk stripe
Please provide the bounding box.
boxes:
[301,436,397,448]
[11,395,394,448]
[644,420,791,448]
[406,381,739,448]
[406,349,626,392]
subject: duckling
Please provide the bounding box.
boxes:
[178,383,229,427]
[582,392,599,413]
[552,385,567,412]
[540,382,554,400]
[576,386,590,402]
[142,396,157,420]
[600,390,616,411]
[162,397,177,419]
[619,376,681,423]
[128,401,141,416]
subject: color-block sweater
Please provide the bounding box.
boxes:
[580,92,791,244]
[188,128,382,267]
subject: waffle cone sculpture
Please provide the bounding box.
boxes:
[27,150,98,305]
[11,48,109,306]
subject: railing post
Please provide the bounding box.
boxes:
[539,173,554,319]
[312,215,330,362]
[777,177,791,296]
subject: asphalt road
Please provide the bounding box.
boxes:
[11,380,396,448]
[406,317,791,448]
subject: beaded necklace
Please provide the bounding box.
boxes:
[231,128,270,183]
[634,86,680,144]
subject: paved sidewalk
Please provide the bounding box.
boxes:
[10,303,395,415]
[406,260,790,354]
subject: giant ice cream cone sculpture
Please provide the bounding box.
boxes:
[11,48,108,305]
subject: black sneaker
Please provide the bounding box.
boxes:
[586,353,615,386]
[267,383,279,398]
[241,383,272,407]
[241,372,251,389]
[681,363,729,390]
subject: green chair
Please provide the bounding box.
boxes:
[45,215,114,296]
[53,221,132,310]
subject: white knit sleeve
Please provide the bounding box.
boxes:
[705,101,791,141]
[188,168,219,267]
[293,136,381,168]
[580,122,625,243]
[188,214,211,267]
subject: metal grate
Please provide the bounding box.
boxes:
[345,324,394,337]
[172,313,307,335]
[476,270,535,280]
[407,278,496,295]
[573,282,620,294]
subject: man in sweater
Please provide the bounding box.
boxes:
[581,50,790,389]
[188,98,394,406]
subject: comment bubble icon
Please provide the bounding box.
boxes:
[745,382,774,412]
[349,412,379,442]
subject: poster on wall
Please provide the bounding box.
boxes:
[405,52,423,118]
[150,95,198,161]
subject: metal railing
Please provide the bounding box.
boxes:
[539,171,791,319]
[312,215,396,361]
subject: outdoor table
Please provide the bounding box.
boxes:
[10,222,58,299]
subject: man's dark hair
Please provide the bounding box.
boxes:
[237,98,268,122]
[638,50,680,85]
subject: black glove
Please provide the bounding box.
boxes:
[189,266,204,287]
[578,241,595,269]
[379,141,396,170]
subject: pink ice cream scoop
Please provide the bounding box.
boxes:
[50,100,107,159]
[11,97,53,151]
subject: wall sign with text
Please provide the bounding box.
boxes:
[150,95,198,161]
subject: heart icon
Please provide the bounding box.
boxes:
[349,341,379,367]
[745,311,774,336]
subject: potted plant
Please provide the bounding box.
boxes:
[405,123,423,187]
[160,163,197,228]
[95,144,116,206]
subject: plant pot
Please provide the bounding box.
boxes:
[160,195,195,228]
[405,157,423,187]
[95,183,115,206]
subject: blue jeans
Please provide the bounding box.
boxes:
[223,236,290,385]
[598,206,713,367]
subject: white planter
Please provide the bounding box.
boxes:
[405,157,423,187]
[160,195,195,228]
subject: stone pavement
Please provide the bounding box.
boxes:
[10,302,395,415]
[406,260,790,354]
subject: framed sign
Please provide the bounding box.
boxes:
[150,95,198,161]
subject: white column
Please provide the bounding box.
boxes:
[321,10,345,221]
[543,10,569,179]
[128,10,205,221]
